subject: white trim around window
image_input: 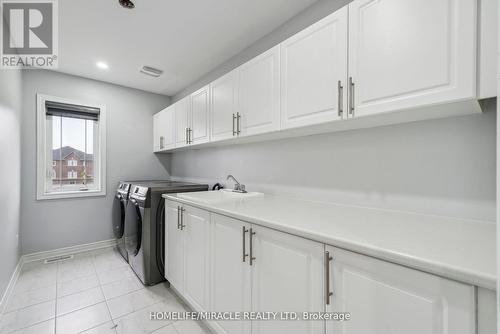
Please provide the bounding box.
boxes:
[36,94,107,200]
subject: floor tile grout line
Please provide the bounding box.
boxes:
[0,260,57,334]
[56,249,119,333]
[92,249,118,333]
[56,297,108,318]
[149,321,181,334]
[2,297,57,315]
[56,248,128,334]
[1,249,117,334]
[1,316,56,334]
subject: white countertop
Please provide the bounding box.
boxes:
[163,192,496,290]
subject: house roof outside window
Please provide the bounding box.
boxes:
[52,146,93,161]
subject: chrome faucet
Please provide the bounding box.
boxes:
[226,175,247,193]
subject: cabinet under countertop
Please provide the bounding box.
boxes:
[163,192,496,290]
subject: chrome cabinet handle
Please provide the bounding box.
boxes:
[242,226,249,262]
[325,251,333,305]
[188,128,193,144]
[236,112,241,134]
[180,207,186,230]
[177,206,181,229]
[160,136,164,149]
[349,77,355,116]
[338,81,343,117]
[185,128,188,144]
[232,113,237,136]
[249,228,256,265]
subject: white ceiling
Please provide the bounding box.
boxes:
[56,0,318,96]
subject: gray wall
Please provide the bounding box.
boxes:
[172,0,350,102]
[0,69,22,299]
[171,109,496,221]
[20,70,171,254]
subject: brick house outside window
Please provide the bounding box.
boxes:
[52,146,94,186]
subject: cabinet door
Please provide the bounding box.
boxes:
[210,214,251,334]
[239,46,280,136]
[326,246,475,334]
[164,200,184,292]
[159,106,175,150]
[153,112,160,152]
[183,205,210,312]
[190,85,210,144]
[348,0,476,118]
[175,97,190,148]
[251,226,324,334]
[280,7,347,129]
[210,70,239,142]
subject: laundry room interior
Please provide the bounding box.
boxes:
[0,0,499,333]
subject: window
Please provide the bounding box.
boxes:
[37,94,107,200]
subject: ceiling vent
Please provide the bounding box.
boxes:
[140,66,163,78]
[119,0,135,9]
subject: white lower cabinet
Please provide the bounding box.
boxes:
[165,200,184,292]
[165,201,210,310]
[251,225,324,334]
[210,215,252,334]
[325,245,476,334]
[183,206,211,312]
[165,203,478,334]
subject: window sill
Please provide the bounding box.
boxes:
[37,189,106,200]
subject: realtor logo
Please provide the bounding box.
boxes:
[1,0,58,68]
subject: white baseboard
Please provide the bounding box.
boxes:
[0,239,117,313]
[22,239,117,263]
[0,256,23,314]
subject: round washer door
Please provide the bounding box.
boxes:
[124,198,142,256]
[112,194,127,238]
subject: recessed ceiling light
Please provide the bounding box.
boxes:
[96,62,109,70]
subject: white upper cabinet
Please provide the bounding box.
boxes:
[478,0,497,98]
[175,97,191,148]
[238,46,281,136]
[190,85,210,145]
[153,105,175,152]
[348,0,476,118]
[153,112,160,152]
[211,70,239,142]
[155,0,487,152]
[280,7,348,129]
[326,246,475,334]
[251,225,325,334]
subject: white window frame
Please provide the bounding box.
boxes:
[36,94,107,200]
[67,170,77,179]
[67,159,77,166]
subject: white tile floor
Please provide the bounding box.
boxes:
[0,247,211,334]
